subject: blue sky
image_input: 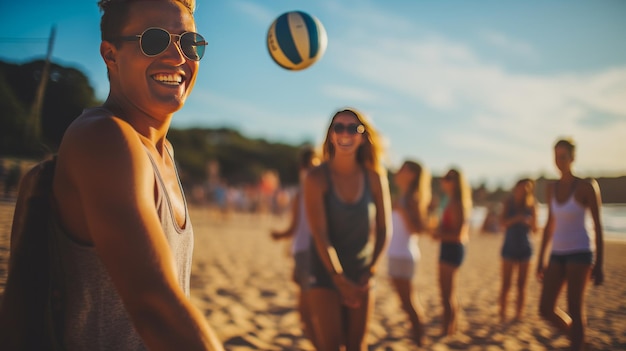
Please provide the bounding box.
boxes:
[1,1,625,189]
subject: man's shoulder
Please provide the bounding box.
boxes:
[62,108,139,151]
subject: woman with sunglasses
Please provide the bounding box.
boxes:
[303,108,391,351]
[537,138,604,351]
[498,178,538,322]
[386,160,431,346]
[433,168,472,336]
[28,0,223,350]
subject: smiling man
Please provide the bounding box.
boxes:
[50,0,223,349]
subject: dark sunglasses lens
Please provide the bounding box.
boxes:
[333,124,363,135]
[347,125,359,134]
[180,32,206,61]
[332,124,345,134]
[141,28,170,56]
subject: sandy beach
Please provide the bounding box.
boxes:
[1,200,625,350]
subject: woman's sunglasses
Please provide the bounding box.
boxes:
[118,27,207,61]
[332,123,365,135]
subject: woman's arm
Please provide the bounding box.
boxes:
[366,169,392,275]
[271,190,300,240]
[529,204,538,234]
[537,184,554,281]
[303,166,343,275]
[586,179,604,285]
[399,193,427,234]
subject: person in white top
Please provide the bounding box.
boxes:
[387,160,432,347]
[271,146,320,348]
[537,138,604,351]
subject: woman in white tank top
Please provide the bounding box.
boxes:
[387,160,432,347]
[536,138,604,351]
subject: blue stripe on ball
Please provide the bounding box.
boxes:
[275,13,302,65]
[298,11,319,59]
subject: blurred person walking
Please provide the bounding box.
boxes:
[498,178,538,322]
[270,146,320,348]
[386,160,432,346]
[537,138,604,351]
[432,168,472,336]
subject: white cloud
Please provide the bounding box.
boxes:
[482,30,539,60]
[323,8,626,182]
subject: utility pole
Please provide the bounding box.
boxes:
[27,25,56,143]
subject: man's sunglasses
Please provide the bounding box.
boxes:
[332,123,365,135]
[118,27,207,61]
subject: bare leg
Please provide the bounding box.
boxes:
[308,287,343,351]
[566,263,592,351]
[439,262,459,336]
[345,288,373,351]
[392,278,424,346]
[539,261,571,333]
[499,260,514,322]
[299,289,318,349]
[515,261,530,320]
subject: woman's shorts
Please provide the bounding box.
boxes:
[388,257,416,280]
[293,251,311,290]
[549,251,593,266]
[439,242,465,267]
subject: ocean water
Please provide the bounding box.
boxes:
[471,204,626,242]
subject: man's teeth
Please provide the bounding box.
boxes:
[153,74,182,85]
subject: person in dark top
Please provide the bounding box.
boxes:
[432,168,472,336]
[303,108,391,351]
[498,178,537,322]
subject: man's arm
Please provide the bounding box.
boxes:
[60,117,223,351]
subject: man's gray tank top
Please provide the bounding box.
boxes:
[52,143,194,350]
[309,163,376,288]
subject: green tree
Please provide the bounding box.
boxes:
[0,59,101,157]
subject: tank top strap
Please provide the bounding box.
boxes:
[142,144,190,232]
[322,162,334,193]
[142,145,165,213]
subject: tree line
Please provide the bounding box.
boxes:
[0,59,307,189]
[2,59,623,203]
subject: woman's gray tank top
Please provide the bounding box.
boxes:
[309,163,375,287]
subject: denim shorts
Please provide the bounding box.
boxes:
[293,251,311,290]
[439,242,465,267]
[549,251,593,265]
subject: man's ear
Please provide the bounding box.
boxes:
[100,41,117,68]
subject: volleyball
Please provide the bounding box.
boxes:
[267,11,328,71]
